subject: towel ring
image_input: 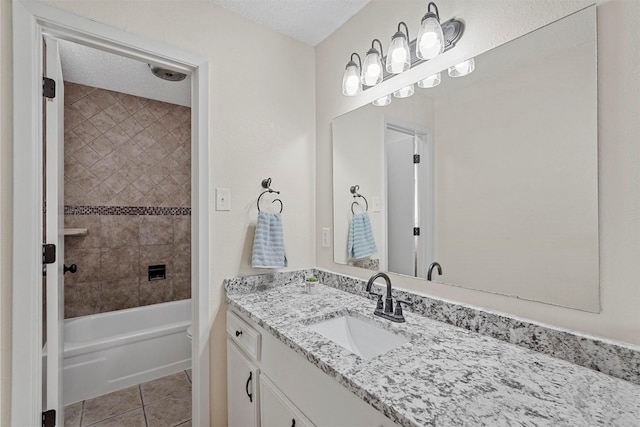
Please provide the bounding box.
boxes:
[350,185,369,212]
[351,201,365,214]
[271,198,283,213]
[257,177,283,213]
[257,189,283,212]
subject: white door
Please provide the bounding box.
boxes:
[386,131,417,277]
[43,35,65,425]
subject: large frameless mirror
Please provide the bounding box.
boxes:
[332,7,599,311]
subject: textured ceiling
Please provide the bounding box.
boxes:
[212,0,371,46]
[58,40,191,107]
[57,1,372,101]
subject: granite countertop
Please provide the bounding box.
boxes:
[226,281,640,426]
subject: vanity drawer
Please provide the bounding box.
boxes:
[227,310,261,361]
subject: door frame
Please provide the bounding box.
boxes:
[11,1,211,425]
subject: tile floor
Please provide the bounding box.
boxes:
[64,370,192,427]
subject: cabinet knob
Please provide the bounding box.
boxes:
[235,330,243,337]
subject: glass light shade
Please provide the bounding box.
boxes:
[342,63,362,96]
[361,50,383,86]
[417,72,441,88]
[372,95,392,107]
[385,35,411,74]
[448,58,475,77]
[393,84,415,99]
[416,15,445,60]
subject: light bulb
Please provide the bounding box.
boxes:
[361,51,383,86]
[385,28,411,74]
[391,48,407,66]
[365,62,381,81]
[372,95,392,107]
[342,63,362,96]
[417,72,441,88]
[361,40,384,86]
[393,84,415,99]
[448,58,475,77]
[416,7,445,60]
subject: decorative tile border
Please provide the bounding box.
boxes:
[64,205,191,216]
[225,268,640,385]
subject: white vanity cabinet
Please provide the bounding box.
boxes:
[227,311,261,427]
[260,374,314,427]
[227,308,398,427]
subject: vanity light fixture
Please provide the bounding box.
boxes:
[340,1,464,96]
[386,22,411,74]
[417,72,441,88]
[361,39,384,86]
[448,57,475,77]
[372,94,392,106]
[342,53,362,96]
[393,84,415,99]
[416,2,445,60]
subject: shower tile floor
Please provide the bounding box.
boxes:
[64,369,192,427]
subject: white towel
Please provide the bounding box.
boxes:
[348,212,377,260]
[252,212,288,268]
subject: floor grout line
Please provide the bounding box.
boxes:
[139,384,149,427]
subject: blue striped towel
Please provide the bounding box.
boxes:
[348,212,377,260]
[252,212,288,268]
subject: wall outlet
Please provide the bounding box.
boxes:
[321,228,330,248]
[216,188,231,211]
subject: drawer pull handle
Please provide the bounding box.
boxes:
[245,371,253,402]
[235,330,243,337]
[291,419,295,427]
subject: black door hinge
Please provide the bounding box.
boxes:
[413,227,420,236]
[43,244,56,264]
[413,154,421,163]
[42,409,56,427]
[43,77,56,98]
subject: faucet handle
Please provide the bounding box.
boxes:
[368,291,384,311]
[394,299,410,317]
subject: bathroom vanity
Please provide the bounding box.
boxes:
[226,309,395,427]
[226,271,640,426]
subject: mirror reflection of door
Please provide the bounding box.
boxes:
[385,124,434,279]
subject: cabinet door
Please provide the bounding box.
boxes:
[227,340,260,427]
[260,374,314,427]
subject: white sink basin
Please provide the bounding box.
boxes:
[308,315,409,360]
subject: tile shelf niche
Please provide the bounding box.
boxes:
[63,228,88,236]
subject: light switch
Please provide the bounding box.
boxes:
[372,196,381,212]
[321,228,330,248]
[216,188,231,211]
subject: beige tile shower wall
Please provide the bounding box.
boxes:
[64,82,191,207]
[63,83,192,318]
[63,214,191,318]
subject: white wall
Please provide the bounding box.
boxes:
[316,0,640,345]
[1,1,316,424]
[0,0,13,425]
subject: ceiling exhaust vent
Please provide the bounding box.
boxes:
[148,64,187,82]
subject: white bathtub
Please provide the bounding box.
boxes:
[60,299,191,405]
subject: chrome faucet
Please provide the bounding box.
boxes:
[427,262,442,281]
[365,272,406,323]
